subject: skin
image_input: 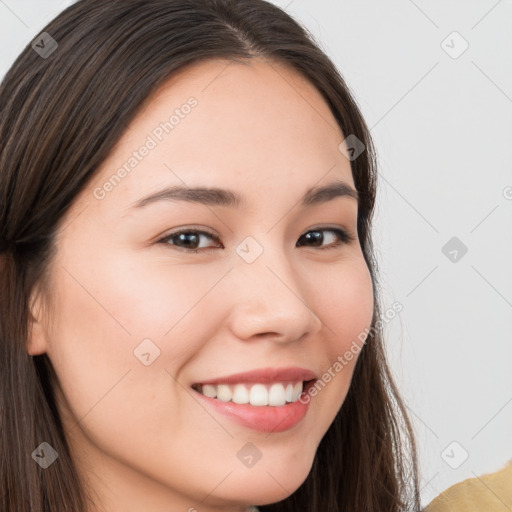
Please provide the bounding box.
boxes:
[27,57,374,512]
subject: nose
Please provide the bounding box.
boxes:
[224,247,323,344]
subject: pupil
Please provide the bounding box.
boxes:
[179,233,198,248]
[305,231,322,246]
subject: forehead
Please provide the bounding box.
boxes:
[84,57,354,215]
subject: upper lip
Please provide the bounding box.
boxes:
[192,366,317,386]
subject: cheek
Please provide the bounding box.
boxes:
[44,247,229,428]
[45,257,211,485]
[43,251,188,425]
[303,257,374,420]
[50,244,225,356]
[317,257,374,355]
[92,249,231,339]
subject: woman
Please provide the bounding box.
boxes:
[0,1,422,511]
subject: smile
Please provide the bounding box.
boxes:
[190,367,318,432]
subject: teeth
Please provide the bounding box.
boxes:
[293,382,303,402]
[216,384,232,402]
[285,383,293,402]
[249,384,268,406]
[202,384,217,398]
[196,381,305,406]
[268,383,286,406]
[232,384,250,404]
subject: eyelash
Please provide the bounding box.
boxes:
[157,227,356,253]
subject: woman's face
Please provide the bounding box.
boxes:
[29,57,374,511]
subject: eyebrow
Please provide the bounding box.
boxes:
[130,179,359,210]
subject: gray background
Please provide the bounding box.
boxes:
[1,0,511,507]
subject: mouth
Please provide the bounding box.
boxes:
[189,367,318,433]
[191,379,317,406]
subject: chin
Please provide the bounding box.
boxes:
[213,454,314,506]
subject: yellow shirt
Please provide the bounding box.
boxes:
[424,459,512,512]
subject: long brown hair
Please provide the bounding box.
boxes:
[0,1,422,510]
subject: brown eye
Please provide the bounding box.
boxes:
[297,228,355,250]
[159,229,221,253]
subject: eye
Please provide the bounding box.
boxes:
[296,227,356,251]
[158,228,221,253]
[158,226,355,253]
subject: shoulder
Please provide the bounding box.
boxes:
[424,459,512,512]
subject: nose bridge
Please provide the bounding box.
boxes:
[225,236,323,342]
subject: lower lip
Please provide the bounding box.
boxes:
[191,384,313,433]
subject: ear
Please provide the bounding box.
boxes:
[26,287,50,356]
